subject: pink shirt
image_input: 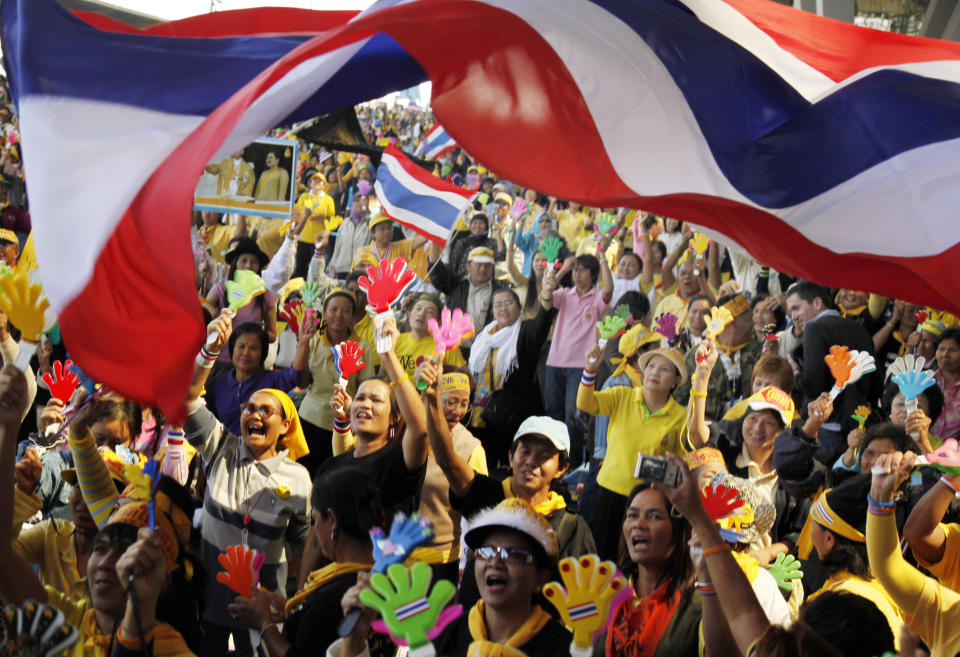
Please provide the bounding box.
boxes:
[934,370,960,440]
[546,286,609,368]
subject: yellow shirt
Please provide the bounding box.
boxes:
[916,522,960,593]
[809,571,904,650]
[654,290,694,328]
[556,209,589,250]
[393,332,467,378]
[200,224,236,265]
[294,191,336,244]
[13,488,85,600]
[591,386,688,496]
[45,586,194,657]
[299,331,375,430]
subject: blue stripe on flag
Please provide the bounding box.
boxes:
[569,602,599,620]
[394,597,429,621]
[377,163,463,231]
[592,0,960,208]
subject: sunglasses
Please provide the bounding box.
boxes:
[474,545,535,565]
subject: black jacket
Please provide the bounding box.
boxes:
[430,258,508,326]
[800,312,877,430]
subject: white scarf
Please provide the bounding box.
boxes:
[469,318,522,386]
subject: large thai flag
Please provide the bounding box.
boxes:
[5,0,960,418]
[375,145,474,246]
[422,124,458,160]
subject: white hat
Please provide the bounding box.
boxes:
[464,498,559,564]
[512,416,570,455]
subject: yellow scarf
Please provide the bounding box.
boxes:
[839,304,867,319]
[731,550,760,584]
[502,477,566,517]
[255,168,282,195]
[78,610,190,657]
[717,340,751,358]
[892,330,908,357]
[285,561,371,613]
[467,601,551,647]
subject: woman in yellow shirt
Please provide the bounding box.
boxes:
[578,343,710,560]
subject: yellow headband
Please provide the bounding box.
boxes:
[257,388,309,462]
[722,293,750,318]
[809,492,865,543]
[439,373,470,394]
[684,447,724,470]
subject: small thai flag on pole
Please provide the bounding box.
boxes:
[422,124,458,160]
[375,144,475,247]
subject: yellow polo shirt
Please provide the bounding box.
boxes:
[393,332,467,378]
[916,522,960,593]
[592,385,688,496]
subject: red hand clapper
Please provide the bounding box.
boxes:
[358,258,416,313]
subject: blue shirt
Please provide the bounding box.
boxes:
[206,367,302,436]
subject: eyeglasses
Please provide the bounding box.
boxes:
[492,300,516,310]
[241,403,281,419]
[474,545,535,565]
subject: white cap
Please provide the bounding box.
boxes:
[512,416,570,455]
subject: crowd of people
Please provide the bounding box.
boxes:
[5,94,960,657]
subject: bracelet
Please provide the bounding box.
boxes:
[581,370,597,387]
[695,583,717,596]
[196,346,219,369]
[691,389,707,399]
[694,580,713,589]
[333,417,351,434]
[259,621,278,641]
[940,476,960,496]
[867,493,896,509]
[390,373,409,390]
[117,625,157,648]
[868,502,895,516]
[313,249,323,258]
[702,543,731,557]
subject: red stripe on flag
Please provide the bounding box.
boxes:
[726,0,960,82]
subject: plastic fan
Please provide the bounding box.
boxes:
[359,258,416,313]
[363,562,461,652]
[704,306,734,339]
[768,554,803,592]
[593,213,618,239]
[216,545,266,597]
[539,236,563,264]
[700,484,746,521]
[543,555,630,657]
[690,232,711,257]
[330,340,366,388]
[0,268,49,343]
[761,323,778,339]
[596,315,627,348]
[920,438,960,477]
[225,270,265,312]
[654,314,678,342]
[41,360,79,403]
[510,198,530,222]
[916,309,929,324]
[301,281,322,309]
[278,299,306,335]
[852,405,871,430]
[1,600,79,657]
[613,304,633,326]
[826,348,875,400]
[339,513,436,638]
[428,308,475,354]
[890,355,935,402]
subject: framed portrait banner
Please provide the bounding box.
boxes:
[194,137,299,219]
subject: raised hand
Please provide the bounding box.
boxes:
[689,232,711,257]
[654,313,678,342]
[0,267,49,345]
[301,281,322,309]
[0,365,29,426]
[278,299,305,335]
[427,308,475,353]
[699,483,745,521]
[870,451,917,502]
[704,306,733,339]
[370,513,435,572]
[359,257,416,314]
[225,270,266,312]
[510,198,530,222]
[332,340,366,381]
[539,236,563,264]
[768,553,803,592]
[361,562,460,650]
[42,360,79,403]
[14,447,42,495]
[205,308,234,351]
[596,314,627,347]
[543,555,629,655]
[217,545,267,597]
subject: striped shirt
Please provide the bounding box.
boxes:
[186,402,312,628]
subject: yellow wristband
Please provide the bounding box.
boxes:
[691,389,707,399]
[390,373,409,390]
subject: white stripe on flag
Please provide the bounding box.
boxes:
[380,153,471,207]
[374,180,453,242]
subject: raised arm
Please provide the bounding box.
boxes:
[377,318,428,470]
[599,241,614,304]
[902,470,959,566]
[577,343,603,415]
[687,337,718,449]
[418,359,476,498]
[187,310,233,402]
[0,365,47,604]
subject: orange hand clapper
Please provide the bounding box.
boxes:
[824,345,854,388]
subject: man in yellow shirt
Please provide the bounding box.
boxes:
[393,293,467,377]
[355,214,429,279]
[204,148,255,197]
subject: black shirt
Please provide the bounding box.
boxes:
[317,441,426,517]
[432,609,571,657]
